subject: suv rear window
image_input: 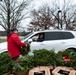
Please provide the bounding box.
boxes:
[62,32,74,39]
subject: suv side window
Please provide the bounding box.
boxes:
[29,33,45,42]
[62,32,74,39]
[37,33,45,42]
[45,32,63,40]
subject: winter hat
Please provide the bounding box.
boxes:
[11,27,18,31]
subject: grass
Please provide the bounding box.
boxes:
[0,39,6,43]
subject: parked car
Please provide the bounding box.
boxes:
[0,42,7,53]
[0,30,76,55]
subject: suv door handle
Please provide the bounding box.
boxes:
[40,43,45,45]
[61,42,65,44]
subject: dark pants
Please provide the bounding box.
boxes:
[12,56,19,61]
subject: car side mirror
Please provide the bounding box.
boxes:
[28,39,33,43]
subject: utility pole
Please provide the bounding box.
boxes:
[7,0,11,35]
[58,10,62,29]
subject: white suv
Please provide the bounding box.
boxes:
[0,30,76,54]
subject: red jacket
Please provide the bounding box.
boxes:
[7,32,27,58]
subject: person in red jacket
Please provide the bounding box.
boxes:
[7,27,27,61]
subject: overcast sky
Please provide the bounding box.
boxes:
[18,0,76,30]
[0,0,76,31]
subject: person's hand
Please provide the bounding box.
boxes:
[26,44,27,47]
[22,44,27,47]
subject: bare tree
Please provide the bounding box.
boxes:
[50,0,76,30]
[30,5,54,31]
[0,0,33,35]
[30,0,76,30]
